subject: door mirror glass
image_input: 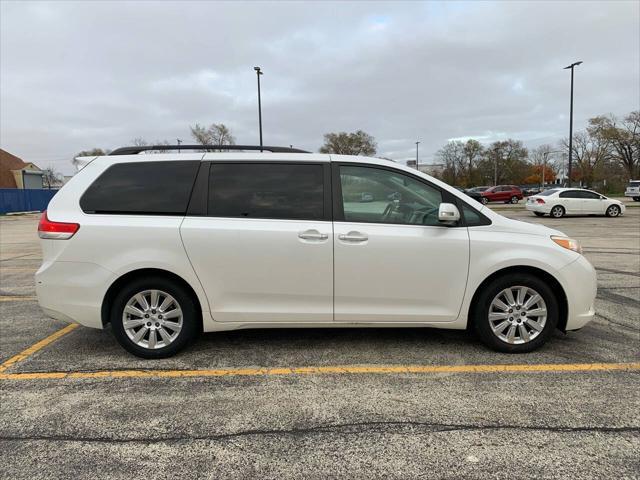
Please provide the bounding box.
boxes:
[438,203,460,224]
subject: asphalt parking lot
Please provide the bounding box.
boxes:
[1,203,638,479]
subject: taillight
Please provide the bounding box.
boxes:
[536,198,545,204]
[38,211,79,240]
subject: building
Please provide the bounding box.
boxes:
[418,163,445,177]
[0,149,44,189]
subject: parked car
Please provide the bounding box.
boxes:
[526,188,625,218]
[480,185,524,204]
[36,145,596,358]
[464,186,489,203]
[624,180,640,201]
[521,186,541,197]
[360,192,374,202]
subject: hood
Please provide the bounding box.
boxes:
[477,205,566,237]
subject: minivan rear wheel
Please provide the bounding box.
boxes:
[111,276,198,358]
[473,273,558,353]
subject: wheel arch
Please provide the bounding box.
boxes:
[468,265,569,332]
[101,268,203,331]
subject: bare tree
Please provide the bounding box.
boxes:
[319,130,377,155]
[72,148,108,169]
[190,123,236,148]
[42,166,62,189]
[436,141,465,186]
[562,130,611,187]
[587,113,639,179]
[462,139,484,186]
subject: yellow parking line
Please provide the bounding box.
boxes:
[1,361,638,381]
[0,295,37,302]
[0,323,78,373]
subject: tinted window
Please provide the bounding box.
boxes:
[539,189,559,196]
[339,166,443,226]
[208,163,324,220]
[581,191,601,199]
[80,161,199,215]
[461,204,490,226]
[560,190,581,198]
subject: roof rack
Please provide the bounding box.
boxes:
[109,145,310,155]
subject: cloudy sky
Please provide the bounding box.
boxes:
[1,0,638,174]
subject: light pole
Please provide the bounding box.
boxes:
[564,61,582,187]
[415,141,420,170]
[176,138,182,153]
[254,66,264,151]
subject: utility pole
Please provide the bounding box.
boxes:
[415,141,420,170]
[564,61,582,187]
[254,66,264,151]
[494,157,497,186]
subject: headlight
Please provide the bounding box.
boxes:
[551,235,582,254]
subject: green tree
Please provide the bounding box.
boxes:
[319,130,377,155]
[480,140,528,185]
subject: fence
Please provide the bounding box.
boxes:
[0,189,59,214]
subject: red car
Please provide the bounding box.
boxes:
[480,185,523,204]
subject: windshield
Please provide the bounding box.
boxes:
[538,189,559,196]
[629,181,640,187]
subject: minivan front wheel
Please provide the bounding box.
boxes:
[111,276,198,358]
[473,273,558,353]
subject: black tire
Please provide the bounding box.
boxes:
[511,196,519,204]
[550,205,565,218]
[633,196,640,202]
[605,205,621,217]
[481,197,489,205]
[473,273,559,353]
[111,276,199,359]
[533,212,545,217]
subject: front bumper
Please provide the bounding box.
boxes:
[557,255,597,331]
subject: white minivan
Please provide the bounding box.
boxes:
[36,145,597,358]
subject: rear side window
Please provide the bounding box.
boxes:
[539,189,559,196]
[208,163,324,220]
[560,190,582,199]
[80,161,200,215]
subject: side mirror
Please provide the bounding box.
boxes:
[438,203,461,224]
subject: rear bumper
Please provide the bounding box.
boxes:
[624,191,639,197]
[525,202,551,214]
[36,261,115,329]
[558,255,597,331]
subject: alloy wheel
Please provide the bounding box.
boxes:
[607,205,620,217]
[122,289,183,349]
[488,286,547,345]
[551,206,564,218]
[511,196,519,204]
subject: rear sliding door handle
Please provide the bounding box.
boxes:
[338,232,368,243]
[298,229,329,241]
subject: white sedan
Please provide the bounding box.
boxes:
[526,188,625,218]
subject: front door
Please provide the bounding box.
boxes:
[181,161,334,323]
[332,164,470,323]
[579,190,605,214]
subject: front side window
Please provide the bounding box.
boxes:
[580,191,601,199]
[339,165,442,225]
[80,161,200,215]
[208,163,324,220]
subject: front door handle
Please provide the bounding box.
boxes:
[298,229,328,241]
[338,231,368,243]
